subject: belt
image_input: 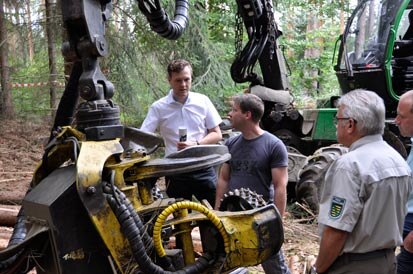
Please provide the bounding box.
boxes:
[338,248,393,262]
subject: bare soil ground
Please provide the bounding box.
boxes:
[0,119,319,274]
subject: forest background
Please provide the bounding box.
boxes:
[0,0,355,125]
[0,2,358,271]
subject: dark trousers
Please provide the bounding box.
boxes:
[166,167,216,206]
[397,213,413,274]
[261,250,291,274]
[326,249,396,274]
[397,246,413,274]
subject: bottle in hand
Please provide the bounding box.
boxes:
[179,127,187,142]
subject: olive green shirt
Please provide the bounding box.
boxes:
[318,134,412,253]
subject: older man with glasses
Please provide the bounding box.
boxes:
[311,89,412,274]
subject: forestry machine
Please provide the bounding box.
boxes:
[296,0,413,213]
[0,0,287,273]
[224,0,413,214]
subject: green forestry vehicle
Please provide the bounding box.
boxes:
[295,0,413,213]
[229,0,413,213]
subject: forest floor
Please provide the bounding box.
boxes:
[0,119,319,274]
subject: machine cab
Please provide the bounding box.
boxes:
[335,0,413,116]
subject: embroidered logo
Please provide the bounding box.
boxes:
[329,196,346,219]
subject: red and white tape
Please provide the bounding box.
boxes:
[10,81,65,88]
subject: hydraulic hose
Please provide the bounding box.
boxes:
[105,185,215,273]
[137,0,189,40]
[7,207,27,247]
[153,201,230,257]
[105,182,154,251]
[0,207,27,271]
[231,28,269,84]
[0,188,31,271]
[48,61,82,143]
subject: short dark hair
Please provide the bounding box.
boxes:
[167,59,192,78]
[232,93,264,123]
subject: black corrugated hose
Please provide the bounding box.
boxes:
[136,0,189,40]
[107,183,154,252]
[105,184,216,274]
[0,189,30,272]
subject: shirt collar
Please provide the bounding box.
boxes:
[349,134,383,151]
[166,89,191,104]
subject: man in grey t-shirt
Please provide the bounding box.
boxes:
[215,93,290,274]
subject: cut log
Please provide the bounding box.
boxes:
[0,227,13,250]
[0,205,20,227]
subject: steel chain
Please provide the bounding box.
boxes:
[234,11,243,58]
[265,0,278,60]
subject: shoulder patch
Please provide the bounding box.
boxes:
[329,196,346,219]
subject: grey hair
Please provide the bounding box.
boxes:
[338,89,385,136]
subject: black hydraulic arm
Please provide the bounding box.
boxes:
[61,0,114,101]
[231,0,289,90]
[60,0,188,102]
[57,0,189,141]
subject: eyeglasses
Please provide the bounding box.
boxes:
[333,116,351,126]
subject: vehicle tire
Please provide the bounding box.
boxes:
[295,145,348,214]
[383,128,407,159]
[274,129,301,150]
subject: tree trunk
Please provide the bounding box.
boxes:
[339,0,345,33]
[26,0,34,62]
[45,0,58,119]
[0,0,14,119]
[304,12,324,96]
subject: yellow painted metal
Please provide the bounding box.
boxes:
[43,126,279,272]
[76,139,155,272]
[153,201,230,257]
[162,205,281,271]
[32,127,86,185]
[76,140,124,187]
[138,182,154,205]
[76,139,129,272]
[219,207,277,269]
[32,143,74,185]
[105,155,150,206]
[174,209,195,264]
[56,126,85,140]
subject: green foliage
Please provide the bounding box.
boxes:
[108,0,239,125]
[6,0,353,122]
[9,21,65,118]
[277,0,349,102]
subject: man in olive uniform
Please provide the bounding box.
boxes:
[312,89,412,274]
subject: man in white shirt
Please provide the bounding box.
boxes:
[141,59,222,205]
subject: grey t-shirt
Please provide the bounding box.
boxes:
[225,131,288,202]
